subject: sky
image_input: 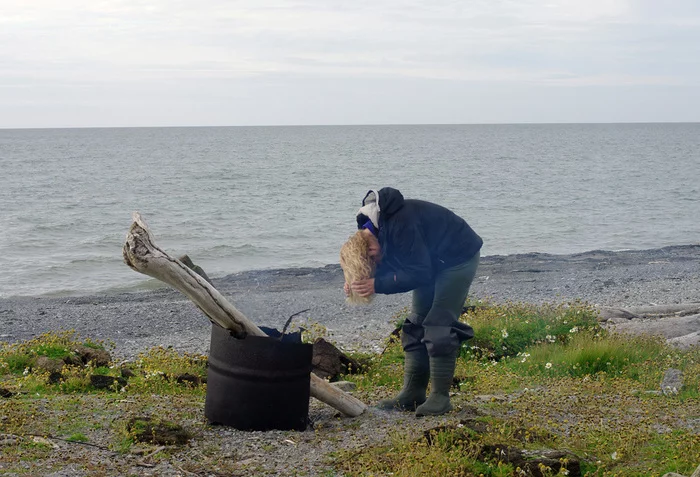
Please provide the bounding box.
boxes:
[2,0,700,128]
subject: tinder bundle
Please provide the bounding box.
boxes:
[339,232,376,305]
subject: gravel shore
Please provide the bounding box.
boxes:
[1,244,699,359]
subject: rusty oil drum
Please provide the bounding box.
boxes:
[204,324,313,431]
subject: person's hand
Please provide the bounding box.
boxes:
[343,281,350,297]
[351,278,375,297]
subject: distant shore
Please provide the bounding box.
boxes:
[1,244,699,359]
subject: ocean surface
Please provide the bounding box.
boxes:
[1,123,698,298]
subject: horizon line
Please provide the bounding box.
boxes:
[2,120,700,131]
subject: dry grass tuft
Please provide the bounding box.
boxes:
[340,231,376,305]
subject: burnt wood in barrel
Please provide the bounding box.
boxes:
[205,324,313,431]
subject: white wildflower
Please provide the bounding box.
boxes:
[501,329,509,339]
[569,327,579,333]
[545,362,553,369]
[23,367,30,376]
[546,335,556,343]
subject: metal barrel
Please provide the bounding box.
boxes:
[204,324,313,431]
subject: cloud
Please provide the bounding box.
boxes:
[1,0,699,126]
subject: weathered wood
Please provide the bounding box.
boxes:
[598,303,700,322]
[123,212,367,417]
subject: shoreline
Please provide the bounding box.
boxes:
[1,244,699,359]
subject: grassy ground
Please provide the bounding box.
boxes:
[1,301,699,476]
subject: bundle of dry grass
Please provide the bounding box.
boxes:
[340,231,376,305]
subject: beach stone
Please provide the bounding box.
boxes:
[47,371,63,384]
[76,346,111,367]
[312,338,362,381]
[35,356,64,374]
[422,423,580,476]
[473,394,507,403]
[661,368,684,395]
[120,366,137,378]
[126,416,191,445]
[44,464,87,477]
[90,375,127,390]
[0,434,19,446]
[477,445,581,476]
[62,354,83,367]
[331,381,357,392]
[179,254,213,285]
[175,373,202,386]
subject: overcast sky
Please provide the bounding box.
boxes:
[2,0,700,128]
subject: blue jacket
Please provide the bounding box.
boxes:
[356,187,482,294]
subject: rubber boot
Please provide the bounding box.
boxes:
[376,348,429,411]
[415,352,458,416]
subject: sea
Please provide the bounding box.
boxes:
[1,123,698,299]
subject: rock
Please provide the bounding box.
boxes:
[179,254,213,285]
[481,445,581,477]
[331,381,356,392]
[120,367,137,378]
[126,416,191,445]
[422,424,580,477]
[473,394,507,403]
[31,436,59,449]
[62,354,83,367]
[661,368,683,395]
[47,371,63,384]
[0,434,19,445]
[35,356,64,374]
[89,375,127,390]
[75,346,112,367]
[311,338,362,381]
[175,373,201,386]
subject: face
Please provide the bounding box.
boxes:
[361,228,382,263]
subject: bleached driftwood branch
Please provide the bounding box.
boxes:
[123,212,366,417]
[597,303,700,322]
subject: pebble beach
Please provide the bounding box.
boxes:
[1,244,699,358]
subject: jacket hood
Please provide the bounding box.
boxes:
[377,187,404,218]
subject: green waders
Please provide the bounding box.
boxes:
[386,252,480,416]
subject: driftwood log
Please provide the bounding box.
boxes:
[597,303,700,322]
[123,212,367,417]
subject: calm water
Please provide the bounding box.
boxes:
[1,123,698,298]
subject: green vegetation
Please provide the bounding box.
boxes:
[336,300,700,476]
[1,302,699,476]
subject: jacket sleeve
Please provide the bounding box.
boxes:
[374,223,433,294]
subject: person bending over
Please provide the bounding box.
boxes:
[343,187,482,416]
